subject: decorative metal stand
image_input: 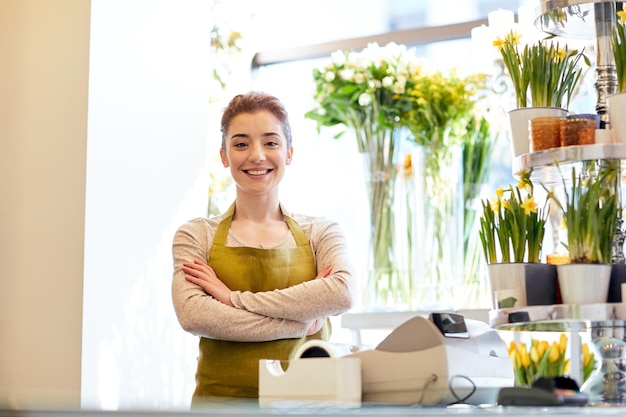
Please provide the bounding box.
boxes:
[584,321,626,404]
[535,0,625,263]
[501,2,626,405]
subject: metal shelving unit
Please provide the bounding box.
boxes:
[495,2,626,405]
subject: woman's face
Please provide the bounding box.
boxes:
[220,110,293,197]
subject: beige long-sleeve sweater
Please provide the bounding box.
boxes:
[171,210,355,342]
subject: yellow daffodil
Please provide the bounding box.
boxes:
[489,197,500,213]
[493,37,505,49]
[516,179,531,192]
[618,4,626,24]
[554,46,567,61]
[520,196,538,215]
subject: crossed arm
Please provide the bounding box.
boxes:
[171,216,354,342]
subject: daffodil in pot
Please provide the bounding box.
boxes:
[306,42,418,308]
[608,4,626,143]
[479,172,556,309]
[495,30,587,156]
[546,163,618,305]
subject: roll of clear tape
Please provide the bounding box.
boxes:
[293,340,336,359]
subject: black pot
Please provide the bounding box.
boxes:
[525,263,558,305]
[608,264,626,302]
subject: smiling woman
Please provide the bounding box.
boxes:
[2,0,543,411]
[171,92,355,405]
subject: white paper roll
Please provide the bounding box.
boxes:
[293,340,336,359]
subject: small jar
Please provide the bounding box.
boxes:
[567,113,600,128]
[560,117,596,146]
[529,116,563,152]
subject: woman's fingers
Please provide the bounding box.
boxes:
[316,264,333,279]
[306,318,324,335]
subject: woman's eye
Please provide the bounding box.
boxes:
[265,141,279,147]
[233,142,247,148]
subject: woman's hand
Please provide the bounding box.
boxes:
[316,264,332,279]
[306,318,324,335]
[182,259,233,306]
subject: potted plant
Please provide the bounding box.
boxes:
[547,162,618,304]
[608,3,626,143]
[495,30,588,156]
[478,171,556,309]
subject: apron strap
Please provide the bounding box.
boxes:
[213,202,309,248]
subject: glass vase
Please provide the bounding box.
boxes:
[411,144,463,308]
[360,128,412,310]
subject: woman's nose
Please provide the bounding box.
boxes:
[248,144,265,162]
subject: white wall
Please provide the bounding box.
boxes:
[0,0,213,410]
[0,0,91,409]
[82,0,212,409]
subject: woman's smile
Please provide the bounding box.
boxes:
[244,168,273,176]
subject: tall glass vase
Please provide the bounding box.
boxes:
[360,127,412,309]
[462,182,490,308]
[412,143,463,308]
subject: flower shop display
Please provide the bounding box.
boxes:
[608,4,626,143]
[478,172,556,308]
[307,41,491,309]
[508,334,597,387]
[495,30,588,156]
[547,163,619,304]
[306,42,418,307]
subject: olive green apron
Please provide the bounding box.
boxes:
[192,203,330,401]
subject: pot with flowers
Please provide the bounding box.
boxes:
[546,162,618,305]
[495,30,587,156]
[609,3,626,143]
[479,171,557,310]
[306,42,418,308]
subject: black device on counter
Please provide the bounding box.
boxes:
[429,312,469,339]
[497,376,588,406]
